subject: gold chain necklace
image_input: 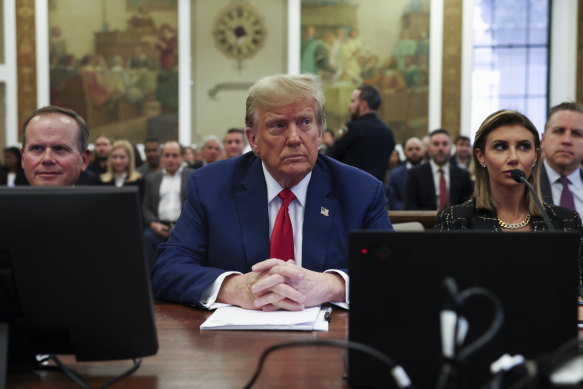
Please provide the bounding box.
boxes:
[498,212,531,229]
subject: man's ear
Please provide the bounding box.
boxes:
[359,99,369,113]
[81,149,91,172]
[245,127,259,155]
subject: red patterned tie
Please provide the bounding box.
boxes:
[270,189,296,260]
[439,168,448,210]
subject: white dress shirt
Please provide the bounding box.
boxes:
[544,160,583,217]
[114,173,128,188]
[158,168,183,222]
[200,162,349,309]
[6,172,16,187]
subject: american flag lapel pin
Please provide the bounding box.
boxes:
[320,206,330,217]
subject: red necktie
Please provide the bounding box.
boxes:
[270,189,296,260]
[439,168,448,210]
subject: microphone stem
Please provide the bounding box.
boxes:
[520,177,555,231]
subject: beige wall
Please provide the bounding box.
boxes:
[191,0,287,145]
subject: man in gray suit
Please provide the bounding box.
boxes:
[143,141,192,267]
[540,102,583,217]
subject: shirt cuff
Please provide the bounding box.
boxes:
[200,271,242,310]
[324,269,349,310]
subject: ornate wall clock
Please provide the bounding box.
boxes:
[212,1,267,67]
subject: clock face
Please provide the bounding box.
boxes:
[212,3,267,61]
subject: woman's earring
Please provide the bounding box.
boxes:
[532,162,536,167]
[481,163,486,168]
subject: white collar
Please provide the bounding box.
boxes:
[429,159,449,173]
[544,160,583,188]
[163,166,183,177]
[261,162,311,207]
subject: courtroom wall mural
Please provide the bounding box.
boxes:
[301,0,430,143]
[49,0,178,143]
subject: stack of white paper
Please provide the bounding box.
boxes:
[200,306,329,331]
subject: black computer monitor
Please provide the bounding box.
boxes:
[348,231,580,388]
[0,186,158,371]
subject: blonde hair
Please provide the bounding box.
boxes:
[100,140,141,183]
[245,73,326,132]
[473,110,542,216]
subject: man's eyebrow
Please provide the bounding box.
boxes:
[296,109,315,117]
[263,113,286,121]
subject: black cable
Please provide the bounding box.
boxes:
[436,278,463,389]
[97,358,142,389]
[47,355,142,389]
[241,339,415,389]
[456,287,505,360]
[436,281,505,389]
[48,355,91,389]
[506,337,581,389]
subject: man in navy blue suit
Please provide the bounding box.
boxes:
[327,85,395,181]
[387,136,424,210]
[151,74,393,311]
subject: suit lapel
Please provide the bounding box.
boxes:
[449,165,460,204]
[423,164,436,206]
[234,158,270,268]
[302,159,337,270]
[153,172,163,207]
[180,169,189,203]
[540,165,553,204]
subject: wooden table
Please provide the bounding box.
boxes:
[387,210,438,230]
[7,303,583,388]
[7,303,350,388]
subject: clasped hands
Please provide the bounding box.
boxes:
[150,221,172,239]
[218,258,345,311]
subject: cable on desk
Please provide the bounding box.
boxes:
[241,338,416,389]
[45,355,142,389]
[498,337,582,389]
[1,285,143,389]
[437,279,505,389]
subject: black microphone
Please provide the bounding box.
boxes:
[511,169,554,231]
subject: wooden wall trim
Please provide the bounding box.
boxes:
[577,2,583,104]
[16,0,36,140]
[441,0,463,138]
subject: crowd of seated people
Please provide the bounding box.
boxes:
[6,101,583,293]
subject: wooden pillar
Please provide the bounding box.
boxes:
[577,2,583,104]
[441,0,463,138]
[16,0,36,140]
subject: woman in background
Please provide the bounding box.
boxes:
[0,147,27,186]
[434,110,583,290]
[100,139,143,196]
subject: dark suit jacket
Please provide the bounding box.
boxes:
[327,113,395,181]
[0,167,28,186]
[100,177,145,201]
[75,170,101,185]
[404,162,473,210]
[540,164,583,205]
[434,199,583,290]
[386,163,408,210]
[151,152,393,307]
[142,168,192,226]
